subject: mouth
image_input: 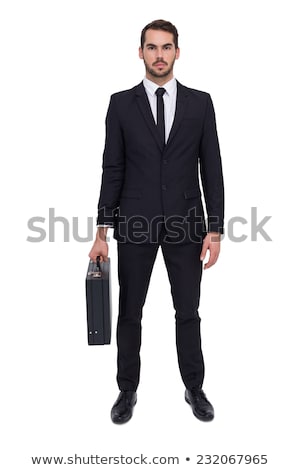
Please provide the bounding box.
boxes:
[154,62,167,67]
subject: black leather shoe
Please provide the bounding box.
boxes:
[185,386,214,422]
[111,391,137,424]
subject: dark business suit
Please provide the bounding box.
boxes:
[97,81,224,391]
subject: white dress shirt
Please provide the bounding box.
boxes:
[97,77,177,228]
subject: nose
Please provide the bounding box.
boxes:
[156,47,164,58]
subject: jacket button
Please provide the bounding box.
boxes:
[163,159,167,164]
[162,185,167,190]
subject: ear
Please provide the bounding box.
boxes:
[175,47,180,60]
[139,47,144,59]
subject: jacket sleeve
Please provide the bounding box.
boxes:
[96,95,125,226]
[199,94,225,234]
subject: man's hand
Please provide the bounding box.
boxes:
[200,232,221,270]
[88,227,109,263]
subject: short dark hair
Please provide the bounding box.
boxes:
[140,19,179,49]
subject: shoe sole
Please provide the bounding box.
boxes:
[185,395,214,422]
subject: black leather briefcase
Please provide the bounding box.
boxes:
[85,257,111,345]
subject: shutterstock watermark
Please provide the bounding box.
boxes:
[26,207,272,243]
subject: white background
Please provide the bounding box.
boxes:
[1,0,299,468]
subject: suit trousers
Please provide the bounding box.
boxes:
[116,223,205,391]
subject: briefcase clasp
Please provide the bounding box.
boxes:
[88,271,102,278]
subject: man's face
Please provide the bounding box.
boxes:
[139,29,180,81]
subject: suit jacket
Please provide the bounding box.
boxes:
[97,80,224,244]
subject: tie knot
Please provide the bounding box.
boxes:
[155,87,166,97]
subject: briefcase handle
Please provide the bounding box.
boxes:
[96,255,102,276]
[87,256,103,278]
[96,256,101,268]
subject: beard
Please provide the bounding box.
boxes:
[144,57,176,79]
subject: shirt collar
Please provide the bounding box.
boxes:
[143,76,177,97]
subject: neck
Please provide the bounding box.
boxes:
[146,72,174,87]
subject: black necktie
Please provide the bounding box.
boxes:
[155,87,166,145]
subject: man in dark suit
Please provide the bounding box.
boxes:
[89,19,224,424]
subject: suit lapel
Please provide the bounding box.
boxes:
[134,80,189,151]
[166,81,188,148]
[135,82,164,152]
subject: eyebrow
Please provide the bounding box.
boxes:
[146,43,174,48]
